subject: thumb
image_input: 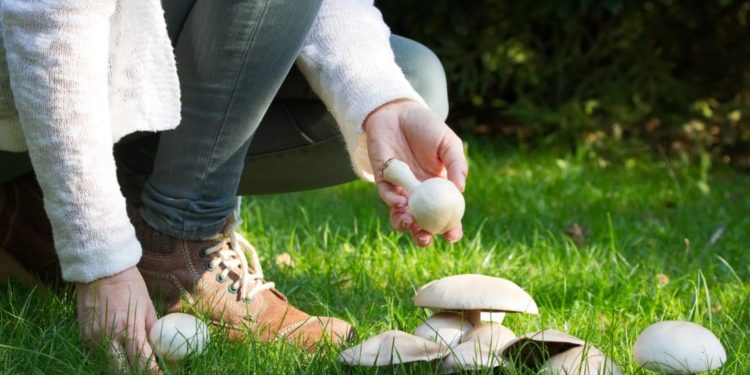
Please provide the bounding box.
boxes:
[440,134,468,192]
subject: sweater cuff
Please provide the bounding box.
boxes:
[58,222,142,283]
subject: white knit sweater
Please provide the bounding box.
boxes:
[0,0,425,283]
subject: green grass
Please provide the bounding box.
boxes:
[1,140,748,374]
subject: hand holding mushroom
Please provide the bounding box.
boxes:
[364,99,468,246]
[381,159,465,236]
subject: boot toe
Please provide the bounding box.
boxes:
[319,316,356,346]
[282,316,355,352]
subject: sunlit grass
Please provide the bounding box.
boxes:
[1,140,748,373]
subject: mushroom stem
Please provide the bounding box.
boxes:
[466,310,482,326]
[382,159,420,194]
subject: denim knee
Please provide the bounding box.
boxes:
[391,35,449,121]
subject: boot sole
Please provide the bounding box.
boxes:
[0,247,50,295]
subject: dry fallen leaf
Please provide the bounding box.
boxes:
[656,273,670,288]
[709,226,725,246]
[275,252,295,269]
[565,223,588,247]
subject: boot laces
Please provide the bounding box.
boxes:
[204,231,274,301]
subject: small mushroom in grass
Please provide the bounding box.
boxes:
[414,274,538,326]
[439,323,517,374]
[461,323,517,350]
[541,346,623,375]
[633,321,726,374]
[148,313,210,362]
[440,340,506,374]
[381,158,465,234]
[338,330,450,367]
[413,312,473,347]
[501,329,586,368]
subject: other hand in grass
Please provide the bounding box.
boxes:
[75,266,160,373]
[365,99,468,247]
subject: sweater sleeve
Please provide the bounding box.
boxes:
[296,0,427,181]
[1,1,142,283]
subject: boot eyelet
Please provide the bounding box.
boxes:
[215,274,226,283]
[199,248,209,258]
[204,261,215,271]
[227,284,238,294]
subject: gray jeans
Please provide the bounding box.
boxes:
[0,0,448,239]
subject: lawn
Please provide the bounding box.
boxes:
[1,140,748,374]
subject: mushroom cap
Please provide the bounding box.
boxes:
[501,329,586,367]
[633,321,726,373]
[541,346,623,375]
[461,323,517,351]
[414,274,538,314]
[440,339,505,374]
[148,313,209,361]
[338,330,450,367]
[413,312,473,347]
[409,178,465,234]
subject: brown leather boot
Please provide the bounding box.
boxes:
[0,173,61,289]
[129,205,354,351]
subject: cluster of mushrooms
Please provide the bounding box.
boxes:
[338,274,622,373]
[338,274,727,374]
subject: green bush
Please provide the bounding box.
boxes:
[379,0,750,167]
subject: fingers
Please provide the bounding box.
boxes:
[108,340,129,374]
[389,206,463,245]
[377,181,407,209]
[442,223,464,244]
[440,134,469,192]
[76,267,163,373]
[144,302,159,337]
[389,207,413,232]
[125,328,160,374]
[410,227,433,247]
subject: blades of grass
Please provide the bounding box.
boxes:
[0,344,77,371]
[606,212,617,252]
[700,270,713,326]
[715,255,745,286]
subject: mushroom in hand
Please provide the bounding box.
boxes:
[381,158,465,234]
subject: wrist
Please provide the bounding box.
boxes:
[75,265,140,287]
[363,98,419,134]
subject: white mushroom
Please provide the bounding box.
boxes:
[381,158,465,234]
[439,323,517,373]
[148,313,210,362]
[541,346,623,375]
[501,329,586,368]
[633,321,726,374]
[338,330,450,367]
[414,274,538,326]
[413,312,473,347]
[440,339,506,374]
[461,323,517,351]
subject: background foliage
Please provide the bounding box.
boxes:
[378,0,750,169]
